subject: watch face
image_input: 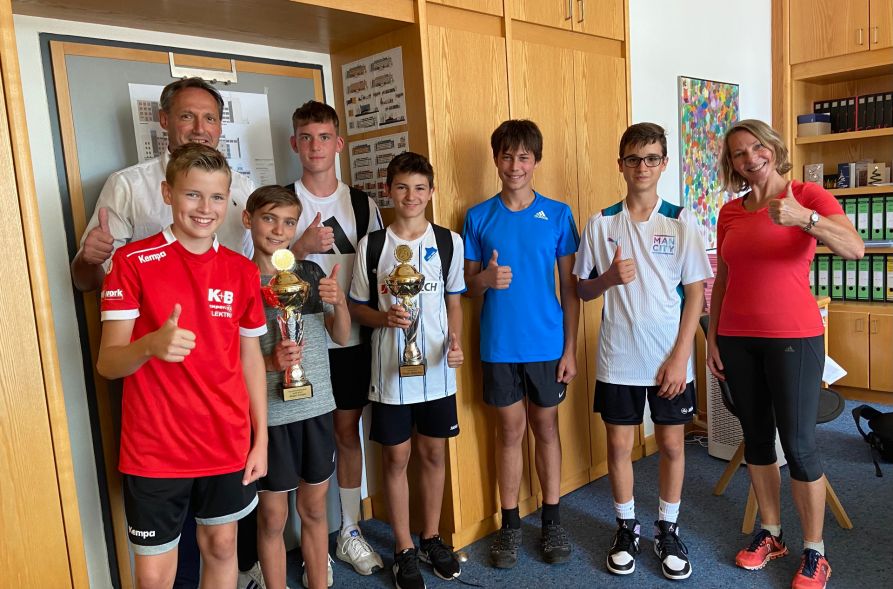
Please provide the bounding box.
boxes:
[811,211,820,223]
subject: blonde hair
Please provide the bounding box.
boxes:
[165,142,232,186]
[720,119,792,193]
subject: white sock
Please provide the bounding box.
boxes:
[803,540,825,555]
[762,523,782,538]
[339,486,362,534]
[614,498,635,521]
[658,498,680,524]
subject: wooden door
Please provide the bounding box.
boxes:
[573,48,629,475]
[572,0,625,41]
[870,0,893,49]
[790,0,870,63]
[511,0,574,30]
[829,309,870,388]
[869,312,893,392]
[510,37,592,496]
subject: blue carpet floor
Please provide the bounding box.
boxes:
[287,400,893,588]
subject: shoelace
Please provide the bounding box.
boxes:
[396,549,421,576]
[613,526,639,554]
[343,534,375,560]
[492,528,520,551]
[799,549,821,578]
[745,529,773,552]
[657,528,688,557]
[542,524,569,550]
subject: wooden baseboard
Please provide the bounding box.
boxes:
[361,496,374,520]
[834,385,893,406]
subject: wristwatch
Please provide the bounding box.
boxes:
[803,210,820,232]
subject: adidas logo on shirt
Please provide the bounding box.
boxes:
[534,210,549,221]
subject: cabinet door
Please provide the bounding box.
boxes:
[511,0,574,30]
[869,313,893,392]
[870,0,893,49]
[829,310,870,388]
[572,0,625,41]
[790,0,870,63]
[428,0,504,16]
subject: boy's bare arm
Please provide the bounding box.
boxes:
[656,280,705,398]
[445,293,463,368]
[96,304,195,379]
[240,335,268,485]
[557,254,579,383]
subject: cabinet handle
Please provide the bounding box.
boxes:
[870,319,878,334]
[855,318,865,332]
[858,28,864,45]
[872,26,878,44]
[566,0,572,20]
[578,0,584,23]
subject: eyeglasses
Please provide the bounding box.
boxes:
[621,155,665,168]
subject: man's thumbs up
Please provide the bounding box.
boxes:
[98,207,110,233]
[82,207,115,266]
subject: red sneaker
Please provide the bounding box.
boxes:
[791,549,831,589]
[735,529,789,570]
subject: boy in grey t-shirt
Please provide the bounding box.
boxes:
[244,185,351,589]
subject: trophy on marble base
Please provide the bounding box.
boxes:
[262,249,313,400]
[386,244,426,377]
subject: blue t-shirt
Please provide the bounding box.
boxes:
[463,192,579,362]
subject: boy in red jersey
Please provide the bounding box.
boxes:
[97,143,268,589]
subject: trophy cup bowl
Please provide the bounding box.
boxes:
[386,245,426,377]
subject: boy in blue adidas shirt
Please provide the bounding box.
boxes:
[574,123,711,581]
[349,152,466,589]
[463,119,580,568]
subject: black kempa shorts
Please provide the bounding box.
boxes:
[123,470,257,556]
[369,395,460,446]
[595,380,696,426]
[482,360,567,408]
[258,412,336,492]
[329,343,372,410]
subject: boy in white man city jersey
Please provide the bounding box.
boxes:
[349,152,466,589]
[574,123,712,581]
[97,143,268,589]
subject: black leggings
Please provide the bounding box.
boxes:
[717,335,825,482]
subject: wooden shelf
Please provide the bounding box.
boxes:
[796,127,893,145]
[826,300,893,313]
[791,49,893,83]
[817,245,893,254]
[829,186,893,196]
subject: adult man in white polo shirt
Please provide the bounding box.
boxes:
[70,77,253,292]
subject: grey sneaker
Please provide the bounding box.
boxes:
[336,528,383,575]
[541,523,571,564]
[301,554,333,588]
[489,527,522,568]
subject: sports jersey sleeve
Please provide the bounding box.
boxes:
[100,248,141,321]
[679,209,714,285]
[573,214,601,279]
[556,205,581,258]
[462,211,482,263]
[239,265,268,337]
[367,197,384,233]
[716,200,734,255]
[82,173,135,272]
[799,181,845,217]
[446,232,467,294]
[350,235,371,303]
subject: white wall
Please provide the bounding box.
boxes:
[14,15,333,587]
[628,1,772,434]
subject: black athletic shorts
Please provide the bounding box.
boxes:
[594,380,696,426]
[123,470,257,556]
[369,395,460,446]
[482,360,567,408]
[258,412,336,492]
[329,343,372,410]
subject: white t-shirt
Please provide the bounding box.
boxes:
[350,224,466,405]
[293,179,383,348]
[81,151,254,269]
[574,198,713,386]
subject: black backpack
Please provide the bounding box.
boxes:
[361,224,454,342]
[852,404,893,477]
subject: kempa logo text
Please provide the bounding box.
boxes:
[128,525,155,539]
[138,251,167,264]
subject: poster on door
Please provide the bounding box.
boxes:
[342,47,407,135]
[348,131,409,208]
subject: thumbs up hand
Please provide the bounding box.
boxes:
[768,182,810,227]
[82,207,115,265]
[318,263,344,306]
[148,303,197,362]
[447,332,464,368]
[484,249,513,290]
[605,244,636,287]
[293,212,335,257]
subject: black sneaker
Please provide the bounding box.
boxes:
[419,534,461,580]
[607,518,641,575]
[489,527,522,569]
[392,548,425,589]
[541,523,572,564]
[653,520,692,580]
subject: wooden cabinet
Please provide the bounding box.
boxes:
[828,305,893,391]
[790,0,892,63]
[511,0,624,40]
[427,0,503,16]
[869,312,893,391]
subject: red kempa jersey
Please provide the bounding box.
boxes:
[101,228,267,478]
[717,180,844,338]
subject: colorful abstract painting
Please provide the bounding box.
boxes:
[678,76,739,249]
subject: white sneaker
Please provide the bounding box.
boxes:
[301,554,334,588]
[238,562,266,589]
[336,527,384,575]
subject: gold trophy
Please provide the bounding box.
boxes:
[262,249,313,400]
[386,244,426,377]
